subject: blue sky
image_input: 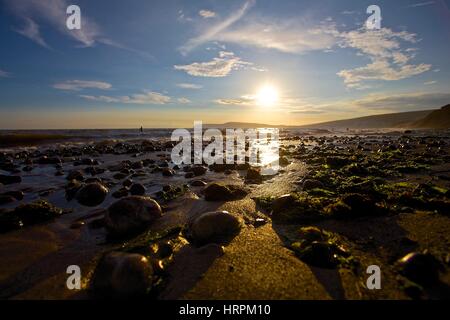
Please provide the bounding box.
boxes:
[0,0,449,128]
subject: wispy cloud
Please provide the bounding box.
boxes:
[177,97,191,104]
[0,69,10,78]
[337,27,431,89]
[407,1,435,8]
[179,0,255,54]
[53,80,112,91]
[174,51,251,77]
[199,10,216,19]
[176,83,203,89]
[182,5,431,89]
[341,10,358,15]
[215,18,338,54]
[215,95,255,106]
[13,17,50,48]
[6,0,100,47]
[80,90,171,105]
[177,10,193,23]
[5,0,151,58]
[424,80,437,85]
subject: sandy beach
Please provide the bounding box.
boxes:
[0,129,449,300]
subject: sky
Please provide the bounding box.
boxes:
[0,0,449,129]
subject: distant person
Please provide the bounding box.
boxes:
[140,126,143,133]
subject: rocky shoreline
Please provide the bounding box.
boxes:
[0,131,449,299]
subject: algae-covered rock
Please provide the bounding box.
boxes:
[246,167,262,182]
[271,193,324,224]
[302,179,324,191]
[291,241,341,268]
[203,183,248,201]
[291,226,351,269]
[326,193,385,219]
[13,199,63,225]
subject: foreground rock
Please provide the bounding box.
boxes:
[325,193,385,219]
[188,211,243,245]
[397,252,441,286]
[76,183,109,207]
[271,194,323,224]
[290,227,351,269]
[90,252,153,297]
[203,183,248,201]
[129,183,146,196]
[245,167,262,182]
[104,196,162,236]
[13,200,63,226]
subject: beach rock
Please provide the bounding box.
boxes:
[112,188,129,199]
[22,166,33,172]
[0,174,21,185]
[397,252,441,286]
[3,190,24,200]
[271,194,324,224]
[105,196,162,236]
[76,183,109,207]
[113,172,128,180]
[302,179,324,191]
[326,194,384,219]
[190,180,207,187]
[131,161,143,169]
[272,194,296,213]
[13,200,63,225]
[129,183,146,196]
[66,170,84,181]
[192,165,207,176]
[189,211,243,245]
[162,168,175,177]
[90,252,153,297]
[246,167,262,182]
[84,166,105,176]
[291,241,340,269]
[184,172,194,179]
[298,226,327,242]
[37,156,61,165]
[203,183,248,201]
[155,241,173,258]
[326,156,349,168]
[122,179,133,187]
[65,180,83,201]
[279,156,290,166]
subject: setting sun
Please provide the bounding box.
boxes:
[256,85,279,107]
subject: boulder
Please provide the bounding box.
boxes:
[189,211,243,245]
[105,196,162,236]
[90,252,153,297]
[76,183,109,207]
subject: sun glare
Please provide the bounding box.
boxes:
[256,85,279,107]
